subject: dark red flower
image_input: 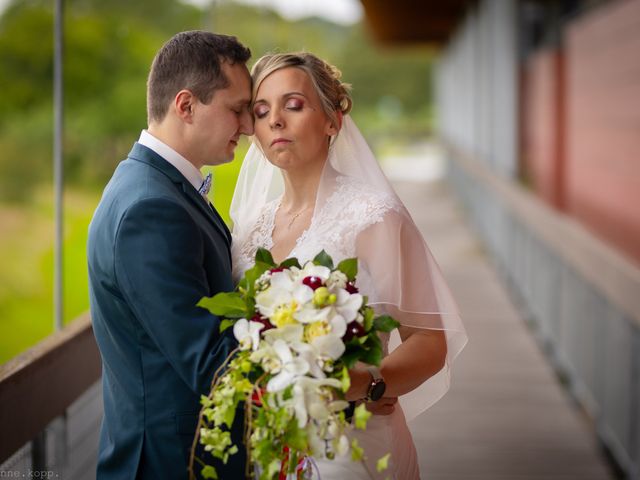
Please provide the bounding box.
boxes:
[251,387,266,406]
[342,321,366,342]
[302,276,323,290]
[345,281,359,294]
[251,313,274,332]
[270,267,285,274]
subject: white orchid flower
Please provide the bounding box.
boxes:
[233,318,264,351]
[291,342,326,379]
[292,331,345,379]
[306,422,326,457]
[328,313,348,338]
[295,304,331,324]
[310,333,346,360]
[335,435,350,456]
[291,376,342,427]
[266,340,310,392]
[255,271,313,319]
[326,270,348,290]
[262,323,304,345]
[329,399,350,413]
[249,343,281,373]
[334,288,363,323]
[297,262,331,282]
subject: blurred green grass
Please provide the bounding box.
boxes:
[0,139,248,364]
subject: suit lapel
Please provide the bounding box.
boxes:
[180,181,232,247]
[128,143,231,248]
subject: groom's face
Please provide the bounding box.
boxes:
[190,62,253,166]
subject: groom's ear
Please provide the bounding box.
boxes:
[175,89,196,123]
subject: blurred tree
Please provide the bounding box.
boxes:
[0,0,434,202]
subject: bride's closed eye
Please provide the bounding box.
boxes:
[254,104,269,118]
[253,98,305,119]
[284,98,304,111]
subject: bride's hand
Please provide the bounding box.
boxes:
[366,397,397,416]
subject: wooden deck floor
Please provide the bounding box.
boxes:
[394,179,617,480]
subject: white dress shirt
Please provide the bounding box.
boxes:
[137,130,204,192]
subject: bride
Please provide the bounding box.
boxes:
[230,52,467,479]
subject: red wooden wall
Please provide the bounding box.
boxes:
[521,0,640,264]
[564,0,640,264]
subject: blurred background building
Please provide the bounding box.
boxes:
[1,0,639,478]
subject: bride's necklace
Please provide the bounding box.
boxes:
[284,205,312,230]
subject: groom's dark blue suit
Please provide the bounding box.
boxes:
[88,143,245,479]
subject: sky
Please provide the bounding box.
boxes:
[0,0,363,25]
[187,0,363,25]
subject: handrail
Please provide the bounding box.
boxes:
[444,141,640,327]
[0,313,101,463]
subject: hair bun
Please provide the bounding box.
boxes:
[338,91,352,115]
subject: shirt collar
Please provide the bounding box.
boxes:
[138,130,203,192]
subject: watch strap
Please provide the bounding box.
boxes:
[365,366,385,402]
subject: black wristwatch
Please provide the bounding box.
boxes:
[364,366,386,402]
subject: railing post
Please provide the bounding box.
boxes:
[53,0,64,332]
[30,431,46,472]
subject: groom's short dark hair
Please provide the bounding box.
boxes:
[147,30,251,124]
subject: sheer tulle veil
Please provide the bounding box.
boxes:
[230,116,467,420]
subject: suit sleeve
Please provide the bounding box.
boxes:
[113,196,236,395]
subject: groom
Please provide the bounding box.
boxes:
[87,31,253,479]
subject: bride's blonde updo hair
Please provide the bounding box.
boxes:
[251,52,352,129]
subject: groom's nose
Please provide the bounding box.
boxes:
[240,110,254,136]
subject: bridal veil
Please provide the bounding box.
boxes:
[230,116,467,419]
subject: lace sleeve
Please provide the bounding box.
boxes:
[231,199,278,282]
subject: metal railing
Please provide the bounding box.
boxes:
[0,314,102,477]
[445,141,640,479]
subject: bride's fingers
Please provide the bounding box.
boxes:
[369,404,395,415]
[365,398,397,415]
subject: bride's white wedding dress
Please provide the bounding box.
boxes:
[232,175,421,480]
[230,116,467,480]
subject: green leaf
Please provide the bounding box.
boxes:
[351,438,364,461]
[255,247,275,267]
[219,319,235,333]
[336,258,358,280]
[354,403,371,430]
[376,453,391,472]
[284,418,308,451]
[279,257,301,269]
[222,404,236,429]
[363,307,375,331]
[341,365,351,392]
[362,335,383,366]
[198,293,246,317]
[340,348,362,369]
[264,458,281,480]
[362,347,383,367]
[240,263,264,295]
[313,250,334,269]
[201,465,218,479]
[373,315,400,332]
[367,332,383,350]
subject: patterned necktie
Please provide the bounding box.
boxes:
[199,173,212,197]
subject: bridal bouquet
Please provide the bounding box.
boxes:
[190,248,399,480]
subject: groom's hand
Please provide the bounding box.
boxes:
[365,397,398,416]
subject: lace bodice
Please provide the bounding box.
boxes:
[231,175,400,281]
[231,175,401,355]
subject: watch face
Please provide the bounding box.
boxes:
[370,380,386,401]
